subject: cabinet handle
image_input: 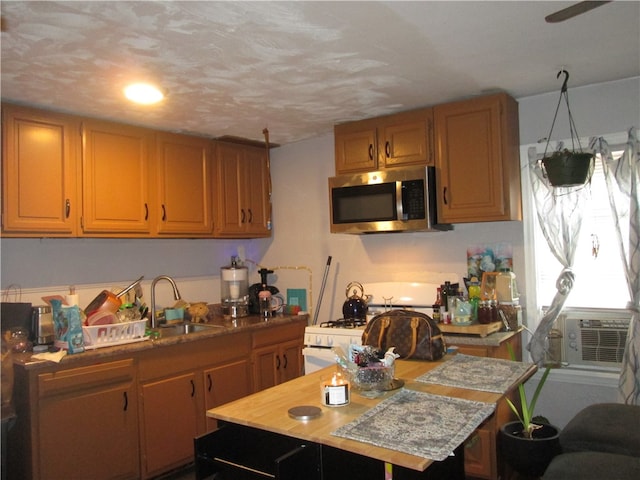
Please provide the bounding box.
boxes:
[65,199,71,218]
[368,144,374,161]
[190,379,195,397]
[144,203,149,221]
[248,209,253,223]
[443,187,448,205]
[276,355,281,370]
[207,373,213,392]
[385,141,390,158]
[283,353,288,369]
[241,209,246,224]
[123,391,128,411]
[161,204,167,221]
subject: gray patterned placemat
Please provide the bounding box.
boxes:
[415,354,534,393]
[331,389,494,461]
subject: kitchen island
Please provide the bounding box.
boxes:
[203,357,536,479]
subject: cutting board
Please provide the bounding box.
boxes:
[439,321,501,337]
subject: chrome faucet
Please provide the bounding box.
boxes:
[150,275,182,329]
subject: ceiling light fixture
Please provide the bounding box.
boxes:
[124,83,164,105]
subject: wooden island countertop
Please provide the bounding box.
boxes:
[207,357,537,472]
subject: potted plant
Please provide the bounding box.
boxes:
[539,70,594,187]
[542,148,594,187]
[499,347,561,477]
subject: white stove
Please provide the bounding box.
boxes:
[303,282,442,373]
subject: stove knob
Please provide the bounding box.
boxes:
[315,335,322,345]
[327,337,334,347]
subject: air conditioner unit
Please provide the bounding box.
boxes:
[556,308,631,369]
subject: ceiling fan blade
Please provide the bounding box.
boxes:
[545,1,611,23]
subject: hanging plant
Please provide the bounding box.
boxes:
[540,70,594,187]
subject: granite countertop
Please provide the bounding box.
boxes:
[15,309,309,370]
[443,327,522,347]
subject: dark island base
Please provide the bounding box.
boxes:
[195,422,464,480]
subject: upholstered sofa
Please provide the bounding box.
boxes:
[543,403,640,479]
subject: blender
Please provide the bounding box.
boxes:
[221,256,249,319]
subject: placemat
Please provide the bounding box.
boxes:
[415,354,534,393]
[331,389,494,462]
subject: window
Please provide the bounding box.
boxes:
[533,147,630,309]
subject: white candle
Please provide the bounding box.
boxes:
[321,372,350,407]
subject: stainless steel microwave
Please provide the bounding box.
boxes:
[328,166,452,234]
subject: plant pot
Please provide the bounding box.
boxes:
[542,152,593,187]
[499,420,561,477]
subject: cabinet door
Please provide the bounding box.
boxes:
[140,372,201,477]
[82,119,152,234]
[213,142,244,235]
[155,132,212,235]
[243,146,270,236]
[434,93,521,223]
[464,427,494,479]
[252,344,279,392]
[252,341,303,392]
[334,118,378,174]
[203,359,252,431]
[213,141,271,238]
[279,339,303,384]
[380,109,434,168]
[37,360,139,480]
[2,104,79,235]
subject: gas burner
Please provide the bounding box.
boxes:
[319,318,366,328]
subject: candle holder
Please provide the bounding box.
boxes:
[321,372,350,407]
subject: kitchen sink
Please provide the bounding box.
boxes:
[152,322,225,338]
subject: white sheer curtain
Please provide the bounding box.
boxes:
[591,127,640,405]
[527,147,592,365]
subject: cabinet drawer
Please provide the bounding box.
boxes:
[38,359,135,398]
[195,423,320,479]
[252,322,305,348]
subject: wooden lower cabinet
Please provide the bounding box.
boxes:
[13,359,140,480]
[140,372,200,477]
[6,317,310,480]
[252,323,305,392]
[203,358,252,431]
[446,330,522,480]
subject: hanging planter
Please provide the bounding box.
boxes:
[542,149,593,187]
[540,70,594,187]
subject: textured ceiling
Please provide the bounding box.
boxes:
[1,1,639,146]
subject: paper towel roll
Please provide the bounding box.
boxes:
[65,294,79,307]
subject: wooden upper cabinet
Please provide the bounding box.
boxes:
[154,132,212,236]
[334,117,379,173]
[1,104,80,236]
[334,108,434,174]
[213,141,271,238]
[379,108,434,168]
[434,93,522,223]
[81,119,153,234]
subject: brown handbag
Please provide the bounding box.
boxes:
[361,309,446,361]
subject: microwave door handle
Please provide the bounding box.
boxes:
[396,181,407,220]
